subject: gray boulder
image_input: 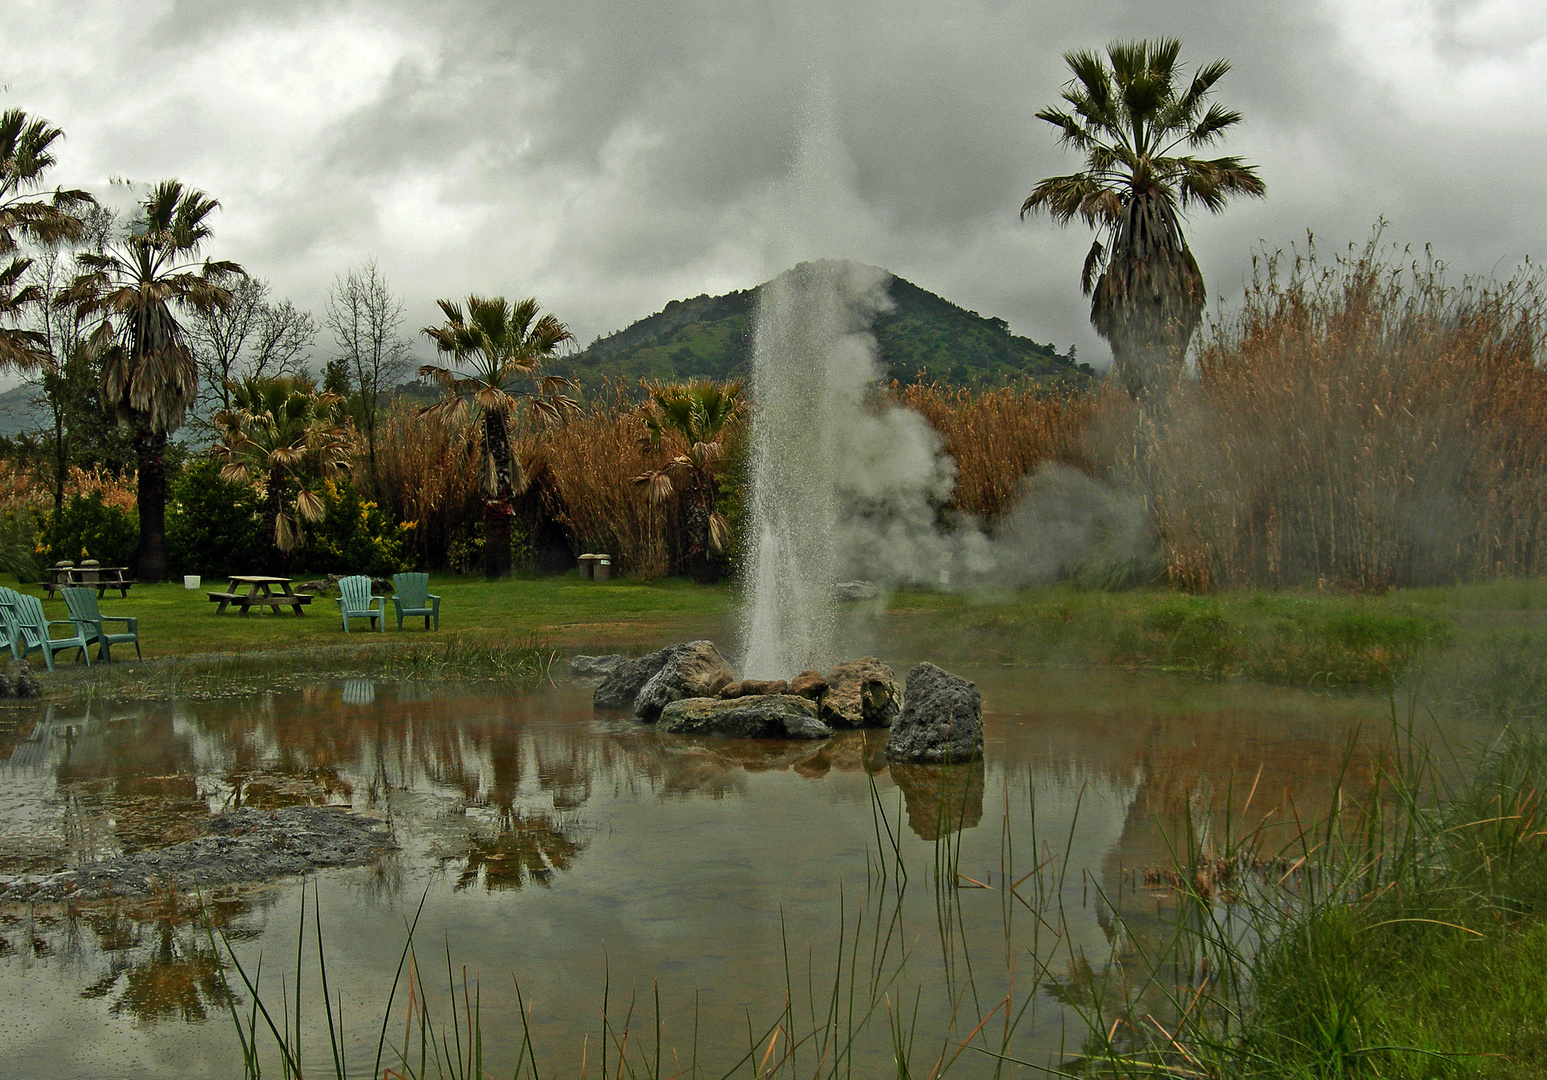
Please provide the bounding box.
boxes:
[632,641,734,721]
[570,654,624,678]
[885,662,982,763]
[821,657,901,729]
[593,647,675,710]
[657,695,833,740]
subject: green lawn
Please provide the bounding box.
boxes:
[0,572,736,661]
[8,572,1547,697]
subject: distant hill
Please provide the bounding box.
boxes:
[0,383,43,437]
[549,267,1092,390]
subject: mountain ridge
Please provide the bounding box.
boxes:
[550,266,1092,389]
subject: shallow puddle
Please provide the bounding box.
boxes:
[0,662,1473,1077]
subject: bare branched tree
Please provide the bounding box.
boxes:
[190,275,317,416]
[325,259,411,490]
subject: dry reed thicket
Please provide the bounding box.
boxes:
[895,380,1132,521]
[1152,238,1547,590]
[525,384,686,579]
[904,238,1547,592]
[372,406,482,569]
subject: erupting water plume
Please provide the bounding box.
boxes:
[738,260,891,679]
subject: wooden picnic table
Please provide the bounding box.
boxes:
[207,575,313,616]
[44,564,136,598]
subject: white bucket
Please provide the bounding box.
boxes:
[184,575,201,590]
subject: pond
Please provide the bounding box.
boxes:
[0,657,1445,1078]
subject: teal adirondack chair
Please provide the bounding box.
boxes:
[0,587,20,659]
[63,586,141,662]
[336,575,385,632]
[391,572,441,630]
[3,588,92,670]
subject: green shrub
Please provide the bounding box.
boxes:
[292,478,411,577]
[0,508,42,582]
[1112,597,1238,673]
[44,491,138,568]
[1244,606,1453,687]
[166,459,269,579]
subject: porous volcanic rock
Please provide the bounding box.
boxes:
[884,662,982,763]
[632,641,735,721]
[594,646,677,710]
[821,657,901,729]
[788,670,828,700]
[720,678,789,698]
[657,695,833,740]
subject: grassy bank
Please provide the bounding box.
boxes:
[12,572,1547,697]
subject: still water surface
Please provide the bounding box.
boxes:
[0,664,1420,1078]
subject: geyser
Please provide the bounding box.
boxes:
[738,260,891,679]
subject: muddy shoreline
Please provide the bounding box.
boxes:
[0,805,396,904]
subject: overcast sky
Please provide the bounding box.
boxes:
[3,0,1545,376]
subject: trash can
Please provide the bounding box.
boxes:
[184,575,201,590]
[594,557,612,582]
[578,554,597,580]
[79,558,100,585]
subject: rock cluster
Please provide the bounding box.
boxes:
[593,643,918,743]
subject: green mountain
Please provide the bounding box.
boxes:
[551,267,1092,389]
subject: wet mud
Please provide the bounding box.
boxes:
[0,805,394,904]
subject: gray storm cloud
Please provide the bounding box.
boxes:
[0,0,1543,380]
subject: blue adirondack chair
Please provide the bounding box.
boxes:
[391,572,441,630]
[3,588,92,670]
[336,575,385,632]
[63,586,141,662]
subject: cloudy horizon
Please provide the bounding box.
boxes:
[3,0,1544,378]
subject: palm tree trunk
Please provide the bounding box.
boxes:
[134,426,169,582]
[483,411,515,580]
[266,465,287,569]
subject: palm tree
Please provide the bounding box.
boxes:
[634,380,742,583]
[0,108,93,369]
[420,295,576,579]
[212,377,351,560]
[1022,39,1265,398]
[65,180,243,580]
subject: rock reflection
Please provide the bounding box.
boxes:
[888,760,986,840]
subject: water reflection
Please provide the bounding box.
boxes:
[890,760,986,840]
[341,679,376,706]
[0,668,1439,1079]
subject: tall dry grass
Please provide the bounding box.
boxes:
[895,380,1130,521]
[525,384,681,579]
[373,405,483,569]
[1154,237,1547,590]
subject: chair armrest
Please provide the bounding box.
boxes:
[47,618,88,633]
[102,616,138,632]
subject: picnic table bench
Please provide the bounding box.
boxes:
[208,575,312,616]
[43,563,135,599]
